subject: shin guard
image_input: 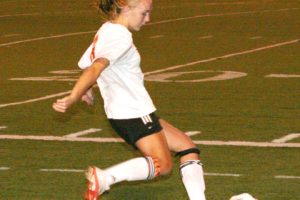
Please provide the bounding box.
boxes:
[180,160,206,200]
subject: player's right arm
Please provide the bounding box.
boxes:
[52,58,109,113]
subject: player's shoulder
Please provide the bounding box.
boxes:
[99,22,132,41]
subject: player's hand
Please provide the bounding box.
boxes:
[81,88,94,106]
[52,96,75,113]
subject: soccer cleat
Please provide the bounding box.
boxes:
[84,166,110,200]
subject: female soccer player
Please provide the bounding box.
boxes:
[52,0,206,199]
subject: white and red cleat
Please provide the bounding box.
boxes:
[85,166,110,200]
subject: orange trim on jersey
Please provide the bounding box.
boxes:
[90,35,99,62]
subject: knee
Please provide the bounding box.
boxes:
[146,156,173,179]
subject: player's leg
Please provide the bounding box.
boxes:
[85,114,171,200]
[103,131,172,186]
[159,119,206,200]
[159,119,198,161]
[135,130,173,175]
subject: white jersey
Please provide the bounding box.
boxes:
[78,22,156,119]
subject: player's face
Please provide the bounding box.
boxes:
[127,0,152,31]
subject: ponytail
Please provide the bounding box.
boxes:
[98,0,128,19]
[99,0,114,15]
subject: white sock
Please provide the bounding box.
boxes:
[104,157,159,186]
[180,160,206,200]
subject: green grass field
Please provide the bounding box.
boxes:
[1,0,300,199]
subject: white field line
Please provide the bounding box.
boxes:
[185,131,201,136]
[0,126,7,130]
[9,76,77,81]
[1,38,299,109]
[204,173,241,177]
[4,167,300,179]
[0,135,124,143]
[0,134,300,148]
[193,140,300,148]
[272,133,300,143]
[0,31,96,47]
[198,35,213,40]
[204,2,250,6]
[0,13,40,18]
[0,0,37,4]
[250,36,262,40]
[2,33,21,38]
[0,90,71,108]
[147,8,299,25]
[144,39,300,76]
[157,2,252,9]
[27,169,300,179]
[63,128,102,138]
[275,175,300,179]
[39,168,241,177]
[0,8,298,48]
[49,69,81,74]
[265,74,300,78]
[145,70,247,83]
[149,35,164,39]
[40,169,84,173]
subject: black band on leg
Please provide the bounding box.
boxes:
[179,160,202,170]
[175,148,200,157]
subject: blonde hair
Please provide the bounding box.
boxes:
[97,0,141,20]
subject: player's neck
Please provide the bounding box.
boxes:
[111,16,129,30]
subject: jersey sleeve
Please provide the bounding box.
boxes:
[78,24,132,69]
[92,32,132,66]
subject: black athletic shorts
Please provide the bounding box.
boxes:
[108,112,162,148]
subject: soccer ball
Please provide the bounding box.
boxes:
[230,193,257,200]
